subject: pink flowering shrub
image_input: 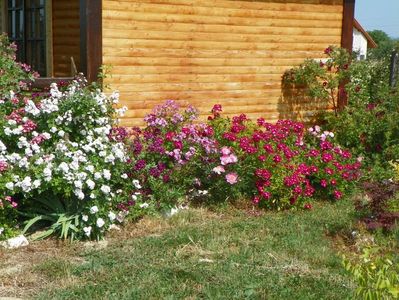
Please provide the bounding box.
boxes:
[127,100,218,207]
[205,105,361,209]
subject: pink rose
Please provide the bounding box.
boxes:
[220,146,231,156]
[220,154,237,165]
[225,172,238,185]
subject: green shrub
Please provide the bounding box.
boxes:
[284,45,399,180]
[343,247,399,299]
[0,33,37,98]
[322,58,399,180]
[283,45,351,115]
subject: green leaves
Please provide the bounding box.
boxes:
[21,193,81,241]
[283,46,351,115]
[343,247,399,300]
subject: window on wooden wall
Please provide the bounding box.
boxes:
[7,0,47,76]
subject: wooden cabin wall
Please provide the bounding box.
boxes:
[52,0,80,77]
[102,0,344,127]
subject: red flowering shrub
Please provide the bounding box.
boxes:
[205,105,361,210]
[125,101,360,211]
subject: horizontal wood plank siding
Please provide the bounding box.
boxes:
[52,0,80,77]
[103,0,344,126]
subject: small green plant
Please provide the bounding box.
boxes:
[283,46,351,115]
[343,247,399,299]
[0,33,38,97]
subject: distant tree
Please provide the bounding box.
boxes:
[367,30,396,61]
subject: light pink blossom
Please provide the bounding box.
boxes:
[225,172,238,184]
[212,165,225,174]
[220,146,231,156]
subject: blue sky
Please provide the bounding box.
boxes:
[355,0,399,38]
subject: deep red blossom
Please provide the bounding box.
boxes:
[324,46,332,54]
[320,179,328,188]
[273,155,282,163]
[321,152,334,163]
[211,104,222,114]
[333,190,343,199]
[304,203,312,210]
[255,169,271,181]
[222,132,237,141]
[165,131,175,141]
[134,159,146,171]
[263,144,274,153]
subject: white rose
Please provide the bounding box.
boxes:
[132,180,142,189]
[20,176,32,192]
[108,211,116,222]
[86,179,95,190]
[77,191,85,200]
[139,203,149,209]
[85,165,95,173]
[103,170,111,180]
[5,182,14,190]
[35,157,44,165]
[83,226,92,237]
[82,215,89,222]
[74,180,83,189]
[100,185,111,194]
[33,179,41,189]
[96,218,105,228]
[90,206,99,214]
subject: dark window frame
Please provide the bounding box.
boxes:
[4,0,102,89]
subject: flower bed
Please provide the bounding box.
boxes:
[0,35,362,241]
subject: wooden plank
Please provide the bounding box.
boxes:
[111,82,282,92]
[103,38,337,51]
[103,57,311,67]
[103,48,326,59]
[115,89,283,102]
[103,0,343,14]
[108,74,284,84]
[109,65,305,75]
[102,29,341,44]
[102,1,342,21]
[103,10,342,28]
[103,19,342,37]
[118,97,329,110]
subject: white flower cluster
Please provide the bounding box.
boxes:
[0,79,139,239]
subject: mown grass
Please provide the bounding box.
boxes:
[32,199,356,300]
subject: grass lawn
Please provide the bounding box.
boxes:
[1,200,357,299]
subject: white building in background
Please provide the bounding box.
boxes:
[353,19,377,60]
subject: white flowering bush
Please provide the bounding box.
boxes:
[0,76,143,240]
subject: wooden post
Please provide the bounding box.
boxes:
[338,0,355,109]
[80,0,102,83]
